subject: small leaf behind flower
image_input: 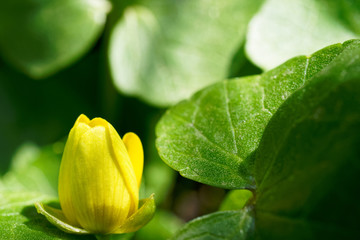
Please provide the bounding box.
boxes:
[219,189,253,211]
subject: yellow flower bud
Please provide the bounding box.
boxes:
[35,114,155,235]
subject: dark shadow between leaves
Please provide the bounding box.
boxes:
[227,43,262,79]
[21,203,95,240]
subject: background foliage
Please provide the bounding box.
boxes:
[0,0,359,239]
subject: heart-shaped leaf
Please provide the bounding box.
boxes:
[156,40,358,189]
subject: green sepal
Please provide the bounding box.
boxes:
[114,194,156,234]
[35,194,156,235]
[35,202,90,235]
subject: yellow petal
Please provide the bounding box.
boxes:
[123,132,144,188]
[59,114,91,227]
[72,123,132,233]
[108,124,139,217]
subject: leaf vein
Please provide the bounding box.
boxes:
[223,81,238,154]
[174,150,241,180]
[169,111,243,164]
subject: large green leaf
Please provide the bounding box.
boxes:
[0,191,92,240]
[254,38,360,239]
[0,0,110,78]
[156,40,358,189]
[171,209,254,240]
[108,0,264,106]
[246,0,359,70]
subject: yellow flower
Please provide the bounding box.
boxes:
[36,114,155,235]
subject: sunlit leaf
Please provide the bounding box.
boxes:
[108,0,263,106]
[246,0,359,69]
[156,40,357,189]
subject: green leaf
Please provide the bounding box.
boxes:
[219,189,253,211]
[0,0,110,78]
[1,142,63,196]
[156,39,357,189]
[171,209,254,240]
[254,39,360,239]
[246,0,359,70]
[108,0,264,106]
[0,191,93,239]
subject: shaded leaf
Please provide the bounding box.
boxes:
[108,0,264,106]
[255,38,360,239]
